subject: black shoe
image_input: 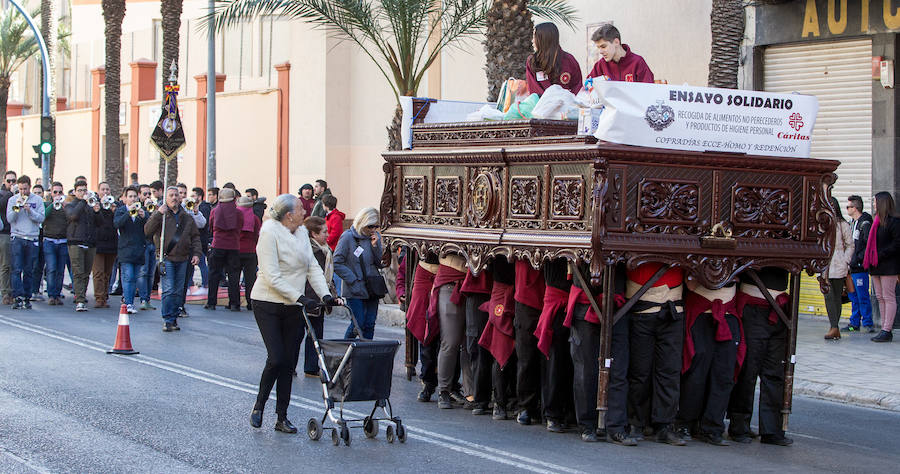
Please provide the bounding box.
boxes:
[463,399,476,410]
[163,323,175,332]
[110,288,123,296]
[449,390,467,406]
[438,391,453,409]
[492,405,508,420]
[23,299,32,309]
[581,429,599,442]
[417,387,433,402]
[871,330,893,342]
[608,431,638,446]
[696,431,729,446]
[546,419,564,433]
[728,432,753,444]
[204,304,216,310]
[657,427,687,446]
[760,434,793,446]
[178,307,189,317]
[675,425,692,441]
[471,403,489,416]
[274,419,297,434]
[12,297,24,310]
[172,321,181,331]
[516,410,532,426]
[250,409,263,428]
[230,305,241,312]
[629,425,645,441]
[841,324,860,332]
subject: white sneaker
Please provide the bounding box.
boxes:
[126,304,138,314]
[75,302,87,312]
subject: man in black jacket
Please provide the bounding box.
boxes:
[92,182,118,308]
[66,180,104,312]
[43,182,69,306]
[844,195,876,333]
[0,170,16,304]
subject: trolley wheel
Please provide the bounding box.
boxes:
[307,418,322,441]
[331,429,340,446]
[397,423,407,443]
[363,417,378,439]
[340,424,351,446]
[386,425,395,443]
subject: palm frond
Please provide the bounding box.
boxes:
[527,0,578,29]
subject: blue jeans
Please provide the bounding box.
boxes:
[120,262,145,306]
[198,252,209,287]
[10,237,38,299]
[43,240,68,299]
[848,272,874,328]
[161,260,188,323]
[108,257,119,293]
[344,296,379,339]
[139,243,157,302]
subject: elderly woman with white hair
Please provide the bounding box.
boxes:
[249,193,342,434]
[334,207,385,339]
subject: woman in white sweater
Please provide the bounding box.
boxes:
[822,196,854,340]
[249,194,341,433]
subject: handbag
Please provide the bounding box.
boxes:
[355,237,388,298]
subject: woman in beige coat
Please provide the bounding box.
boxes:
[822,196,854,340]
[249,194,342,433]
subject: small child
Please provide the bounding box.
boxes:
[322,195,345,251]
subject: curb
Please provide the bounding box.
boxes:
[793,379,900,412]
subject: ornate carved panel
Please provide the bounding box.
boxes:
[551,176,584,219]
[467,167,503,228]
[403,176,426,214]
[605,166,625,231]
[638,178,700,223]
[434,176,461,215]
[732,184,790,227]
[379,163,396,229]
[509,176,540,218]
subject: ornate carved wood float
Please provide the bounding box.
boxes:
[380,119,839,288]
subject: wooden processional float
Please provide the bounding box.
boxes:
[379,94,839,432]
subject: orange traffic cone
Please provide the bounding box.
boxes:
[107,304,139,355]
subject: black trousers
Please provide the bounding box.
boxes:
[728,304,787,438]
[419,339,439,391]
[239,253,258,308]
[514,302,542,414]
[677,313,740,436]
[208,248,241,307]
[627,305,683,429]
[570,304,630,434]
[493,353,517,411]
[466,294,492,406]
[253,299,304,416]
[541,306,574,424]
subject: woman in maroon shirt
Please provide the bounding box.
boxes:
[525,22,583,95]
[205,187,244,311]
[236,196,261,310]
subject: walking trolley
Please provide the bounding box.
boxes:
[302,306,405,446]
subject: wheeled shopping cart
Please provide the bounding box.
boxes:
[301,306,404,446]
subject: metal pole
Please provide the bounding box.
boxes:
[206,0,217,188]
[8,0,50,188]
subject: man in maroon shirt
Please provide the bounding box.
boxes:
[587,24,654,84]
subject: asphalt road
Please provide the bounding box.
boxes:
[1,302,898,473]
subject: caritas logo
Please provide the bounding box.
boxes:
[778,113,810,141]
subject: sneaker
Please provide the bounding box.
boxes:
[178,307,189,318]
[656,427,687,446]
[449,390,467,406]
[580,429,599,442]
[760,434,793,446]
[75,302,87,312]
[438,391,453,409]
[126,304,138,314]
[12,297,24,309]
[675,424,693,441]
[546,419,565,433]
[728,432,753,444]
[172,322,181,331]
[417,388,433,402]
[608,431,638,446]
[141,300,156,311]
[864,326,877,334]
[163,322,175,332]
[471,403,489,416]
[871,330,893,343]
[841,325,859,332]
[696,431,729,446]
[629,425,645,442]
[23,299,32,309]
[492,405,508,420]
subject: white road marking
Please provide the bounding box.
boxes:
[205,319,259,331]
[0,315,580,474]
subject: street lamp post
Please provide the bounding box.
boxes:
[7,0,51,189]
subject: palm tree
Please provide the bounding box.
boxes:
[208,0,576,150]
[102,0,126,193]
[707,0,744,89]
[158,0,183,184]
[0,6,41,173]
[483,0,577,101]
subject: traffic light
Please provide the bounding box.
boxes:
[39,116,54,155]
[31,145,41,167]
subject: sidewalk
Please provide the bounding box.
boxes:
[341,304,900,412]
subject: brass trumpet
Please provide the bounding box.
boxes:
[52,197,63,211]
[129,202,141,217]
[12,195,25,212]
[86,192,99,207]
[145,199,157,213]
[101,195,115,210]
[185,197,196,211]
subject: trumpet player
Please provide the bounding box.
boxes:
[91,182,118,309]
[5,175,45,309]
[43,182,69,306]
[65,180,103,312]
[177,183,206,317]
[113,186,148,314]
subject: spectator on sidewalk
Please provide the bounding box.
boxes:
[43,182,68,306]
[822,197,853,340]
[298,184,315,217]
[865,191,900,343]
[92,182,118,308]
[334,207,384,340]
[845,195,875,333]
[236,196,261,311]
[113,186,148,314]
[311,179,332,218]
[129,173,139,187]
[245,188,267,221]
[323,195,344,251]
[65,180,103,312]
[205,187,243,311]
[144,186,201,332]
[300,216,335,377]
[0,170,16,305]
[6,175,45,309]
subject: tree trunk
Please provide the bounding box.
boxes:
[158,0,183,186]
[483,0,533,101]
[102,0,126,194]
[708,0,744,89]
[0,78,9,173]
[41,0,59,181]
[387,103,403,151]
